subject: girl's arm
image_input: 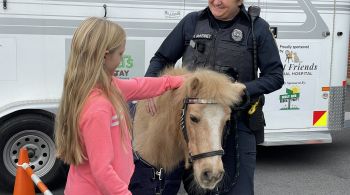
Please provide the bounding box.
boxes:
[81,108,132,195]
[113,76,183,101]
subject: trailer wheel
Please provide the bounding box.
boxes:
[0,114,67,191]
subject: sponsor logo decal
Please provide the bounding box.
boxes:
[114,55,133,77]
[280,86,300,110]
[279,44,318,77]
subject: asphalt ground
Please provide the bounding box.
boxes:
[254,128,350,195]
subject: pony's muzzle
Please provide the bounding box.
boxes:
[200,168,224,187]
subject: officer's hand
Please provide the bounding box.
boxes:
[146,98,157,116]
[231,83,250,110]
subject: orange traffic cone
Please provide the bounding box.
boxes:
[13,147,35,195]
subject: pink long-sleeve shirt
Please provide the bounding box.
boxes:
[64,76,183,195]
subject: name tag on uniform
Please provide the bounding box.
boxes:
[193,33,212,39]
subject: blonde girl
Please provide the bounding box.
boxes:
[55,17,183,195]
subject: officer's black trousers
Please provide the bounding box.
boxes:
[222,122,256,195]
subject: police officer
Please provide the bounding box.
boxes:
[129,0,284,194]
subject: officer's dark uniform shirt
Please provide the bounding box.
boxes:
[145,5,284,99]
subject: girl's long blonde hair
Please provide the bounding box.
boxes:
[55,17,132,165]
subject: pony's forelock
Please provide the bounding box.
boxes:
[164,68,242,107]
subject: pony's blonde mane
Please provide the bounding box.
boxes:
[179,69,242,106]
[133,67,243,172]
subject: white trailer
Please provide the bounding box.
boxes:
[0,0,349,189]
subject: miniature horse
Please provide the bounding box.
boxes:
[132,68,246,190]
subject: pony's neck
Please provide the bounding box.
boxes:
[139,90,188,172]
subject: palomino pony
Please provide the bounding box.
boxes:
[133,68,246,190]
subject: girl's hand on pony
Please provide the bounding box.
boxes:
[146,98,157,116]
[146,73,190,116]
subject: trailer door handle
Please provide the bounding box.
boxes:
[103,4,107,18]
[270,27,277,38]
[3,0,7,9]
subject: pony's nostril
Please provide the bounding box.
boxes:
[217,170,224,180]
[201,170,213,182]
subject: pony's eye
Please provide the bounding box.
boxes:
[190,114,200,123]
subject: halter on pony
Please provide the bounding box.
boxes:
[180,93,250,194]
[180,97,225,163]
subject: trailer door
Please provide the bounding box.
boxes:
[259,0,335,145]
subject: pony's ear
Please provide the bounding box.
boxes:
[188,77,201,97]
